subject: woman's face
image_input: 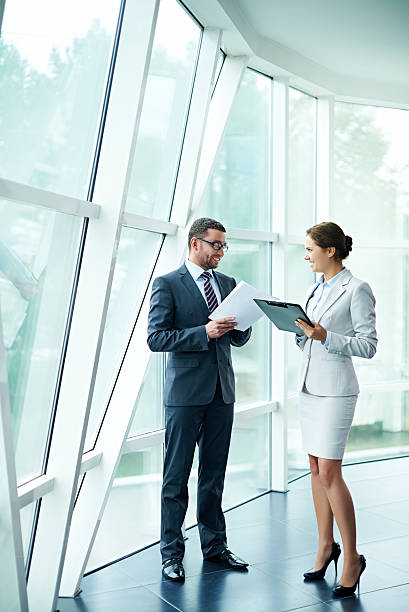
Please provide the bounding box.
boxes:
[304,234,332,273]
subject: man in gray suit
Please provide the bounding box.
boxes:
[147,217,251,582]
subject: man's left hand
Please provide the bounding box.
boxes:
[295,319,327,342]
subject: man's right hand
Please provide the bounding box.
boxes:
[206,317,237,339]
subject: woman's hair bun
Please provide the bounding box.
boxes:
[344,235,353,253]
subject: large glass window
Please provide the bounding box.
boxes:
[186,413,270,526]
[218,240,270,404]
[0,0,121,198]
[288,88,316,235]
[86,445,162,571]
[286,244,315,480]
[334,103,409,241]
[125,0,201,219]
[201,68,271,231]
[334,102,409,461]
[224,413,270,506]
[85,228,162,450]
[346,248,408,384]
[0,198,81,484]
[128,354,164,438]
[345,391,409,461]
[285,87,317,481]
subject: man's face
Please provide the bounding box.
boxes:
[189,229,227,270]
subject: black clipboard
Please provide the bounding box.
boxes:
[254,299,314,334]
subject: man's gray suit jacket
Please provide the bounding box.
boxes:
[147,264,251,406]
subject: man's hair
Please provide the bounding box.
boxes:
[188,217,226,250]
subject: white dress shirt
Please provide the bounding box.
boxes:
[298,267,348,350]
[185,259,222,306]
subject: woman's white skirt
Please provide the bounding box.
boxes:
[299,388,358,460]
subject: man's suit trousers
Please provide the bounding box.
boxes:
[160,377,234,561]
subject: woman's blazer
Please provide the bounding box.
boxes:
[296,270,377,396]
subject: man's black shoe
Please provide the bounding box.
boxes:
[162,558,185,582]
[205,548,248,570]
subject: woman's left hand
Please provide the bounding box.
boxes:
[295,319,327,342]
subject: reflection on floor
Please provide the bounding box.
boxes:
[58,457,409,611]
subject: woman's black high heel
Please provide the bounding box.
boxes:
[303,542,341,581]
[333,554,366,597]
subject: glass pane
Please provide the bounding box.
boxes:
[20,502,36,562]
[201,69,271,231]
[346,248,409,384]
[287,396,309,481]
[128,354,164,438]
[85,228,162,450]
[86,445,162,570]
[218,240,270,404]
[223,413,270,507]
[186,413,270,527]
[345,390,409,462]
[334,103,409,241]
[0,0,121,198]
[0,198,81,484]
[125,0,201,218]
[288,88,316,235]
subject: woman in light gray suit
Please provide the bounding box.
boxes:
[295,222,377,598]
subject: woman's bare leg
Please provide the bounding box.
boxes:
[317,458,362,586]
[309,454,335,570]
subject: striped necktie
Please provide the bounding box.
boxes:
[201,271,218,313]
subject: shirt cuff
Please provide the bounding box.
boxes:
[321,330,331,350]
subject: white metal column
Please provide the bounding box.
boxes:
[271,77,290,492]
[0,307,29,612]
[27,2,160,611]
[171,28,222,226]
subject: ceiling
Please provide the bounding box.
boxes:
[187,0,409,106]
[235,0,409,88]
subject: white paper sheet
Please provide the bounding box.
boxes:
[209,280,279,331]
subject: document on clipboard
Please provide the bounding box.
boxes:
[209,281,279,331]
[254,299,314,334]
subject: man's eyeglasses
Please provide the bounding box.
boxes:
[196,237,229,252]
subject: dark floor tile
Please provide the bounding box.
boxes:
[289,475,311,491]
[348,475,409,509]
[58,585,179,612]
[107,545,163,587]
[81,564,141,596]
[323,554,409,598]
[226,487,316,524]
[282,508,409,546]
[326,582,409,611]
[366,499,409,526]
[146,565,323,612]
[256,553,338,603]
[224,492,289,528]
[342,457,409,483]
[70,458,409,612]
[188,518,318,565]
[359,536,409,574]
[257,552,409,606]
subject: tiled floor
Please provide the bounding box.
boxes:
[58,457,409,611]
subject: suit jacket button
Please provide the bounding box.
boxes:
[214,360,217,364]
